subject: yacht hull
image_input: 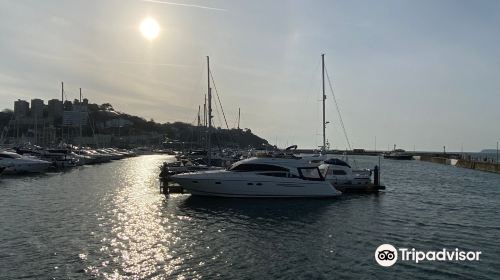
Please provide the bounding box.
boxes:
[3,162,52,174]
[188,189,339,198]
[172,172,341,198]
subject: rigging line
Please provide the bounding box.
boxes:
[210,93,225,152]
[209,68,239,148]
[208,71,223,128]
[212,92,223,128]
[325,67,358,168]
[209,69,230,130]
[324,68,351,149]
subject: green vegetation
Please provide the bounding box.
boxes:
[88,103,270,148]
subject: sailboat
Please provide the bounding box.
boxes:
[160,57,228,182]
[311,54,383,189]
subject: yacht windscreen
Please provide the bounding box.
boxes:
[324,158,351,168]
[298,167,324,181]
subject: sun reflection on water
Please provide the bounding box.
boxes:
[83,155,195,279]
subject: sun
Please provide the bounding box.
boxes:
[140,17,160,40]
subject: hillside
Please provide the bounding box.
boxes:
[0,102,270,148]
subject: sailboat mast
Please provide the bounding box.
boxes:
[322,54,326,152]
[197,105,201,126]
[238,107,240,130]
[61,81,64,141]
[207,56,212,166]
[203,95,207,127]
[79,88,83,146]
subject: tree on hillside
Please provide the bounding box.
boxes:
[99,103,114,111]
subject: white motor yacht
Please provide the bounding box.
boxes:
[0,151,52,174]
[171,157,342,198]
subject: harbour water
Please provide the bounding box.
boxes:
[1,155,499,279]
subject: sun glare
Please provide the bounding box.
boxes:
[140,17,160,40]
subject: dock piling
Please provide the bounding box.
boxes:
[374,165,380,186]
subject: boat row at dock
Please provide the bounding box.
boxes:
[0,146,138,176]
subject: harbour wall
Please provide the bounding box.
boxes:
[420,156,448,165]
[419,156,500,174]
[455,160,500,173]
[295,149,461,158]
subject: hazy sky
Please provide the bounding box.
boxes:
[0,0,499,151]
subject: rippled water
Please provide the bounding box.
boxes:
[0,155,499,279]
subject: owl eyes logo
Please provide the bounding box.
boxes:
[375,244,398,267]
[378,250,396,261]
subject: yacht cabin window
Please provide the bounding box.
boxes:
[229,163,289,172]
[258,172,297,178]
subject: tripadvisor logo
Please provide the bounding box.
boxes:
[375,244,398,267]
[375,244,481,267]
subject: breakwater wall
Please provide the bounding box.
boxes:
[295,149,461,157]
[420,156,448,165]
[419,156,500,174]
[455,160,500,173]
[419,156,458,165]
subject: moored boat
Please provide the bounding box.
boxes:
[171,157,342,198]
[383,150,414,160]
[0,151,52,174]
